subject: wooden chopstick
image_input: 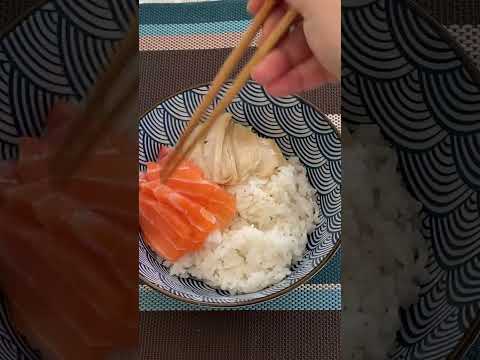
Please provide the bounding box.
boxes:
[161,7,298,182]
[83,16,139,125]
[50,16,138,182]
[161,0,277,179]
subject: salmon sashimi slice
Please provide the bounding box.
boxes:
[0,161,19,204]
[0,210,118,349]
[157,194,214,248]
[75,150,137,179]
[43,101,76,139]
[153,183,218,235]
[2,183,136,337]
[139,146,237,259]
[144,198,197,250]
[141,174,219,248]
[6,286,105,360]
[2,180,49,224]
[140,196,190,252]
[139,179,156,202]
[32,194,135,299]
[2,102,138,355]
[3,178,138,242]
[18,102,136,183]
[16,137,50,182]
[165,177,236,228]
[45,102,116,153]
[63,176,136,214]
[139,184,208,252]
[17,140,137,183]
[69,210,138,291]
[48,101,135,156]
[0,161,18,184]
[139,202,185,261]
[145,148,235,227]
[29,198,138,342]
[16,102,74,182]
[2,208,127,320]
[156,146,173,168]
[94,206,138,232]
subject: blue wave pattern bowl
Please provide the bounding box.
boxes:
[0,295,40,359]
[139,81,341,306]
[0,0,134,358]
[343,0,480,357]
[0,0,134,160]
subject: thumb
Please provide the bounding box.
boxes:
[284,0,317,15]
[284,0,340,78]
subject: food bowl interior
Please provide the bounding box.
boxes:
[342,1,480,357]
[138,81,341,305]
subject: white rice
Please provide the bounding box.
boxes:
[167,157,319,294]
[342,126,428,359]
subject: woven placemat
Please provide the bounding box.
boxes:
[416,0,480,25]
[139,311,340,360]
[138,0,341,118]
[139,2,341,358]
[139,0,342,313]
[0,0,41,28]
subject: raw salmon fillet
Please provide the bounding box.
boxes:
[0,102,138,359]
[139,147,236,261]
[165,177,236,228]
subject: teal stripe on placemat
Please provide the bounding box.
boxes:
[140,285,341,311]
[140,20,250,36]
[140,0,250,25]
[311,250,341,284]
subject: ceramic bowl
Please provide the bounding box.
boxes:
[343,0,480,357]
[138,81,342,306]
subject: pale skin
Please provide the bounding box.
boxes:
[248,0,341,96]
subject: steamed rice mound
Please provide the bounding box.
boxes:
[167,158,319,294]
[342,126,428,359]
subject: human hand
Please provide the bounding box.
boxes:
[248,0,340,96]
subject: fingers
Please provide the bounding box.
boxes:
[252,24,312,84]
[247,0,338,95]
[284,0,315,14]
[249,0,317,17]
[249,0,290,47]
[259,4,287,44]
[247,0,264,14]
[264,58,334,97]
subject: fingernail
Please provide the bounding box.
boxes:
[251,67,260,82]
[251,65,265,84]
[247,1,253,14]
[253,64,275,84]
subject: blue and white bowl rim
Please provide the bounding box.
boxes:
[138,81,342,307]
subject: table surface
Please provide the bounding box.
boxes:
[140,0,216,3]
